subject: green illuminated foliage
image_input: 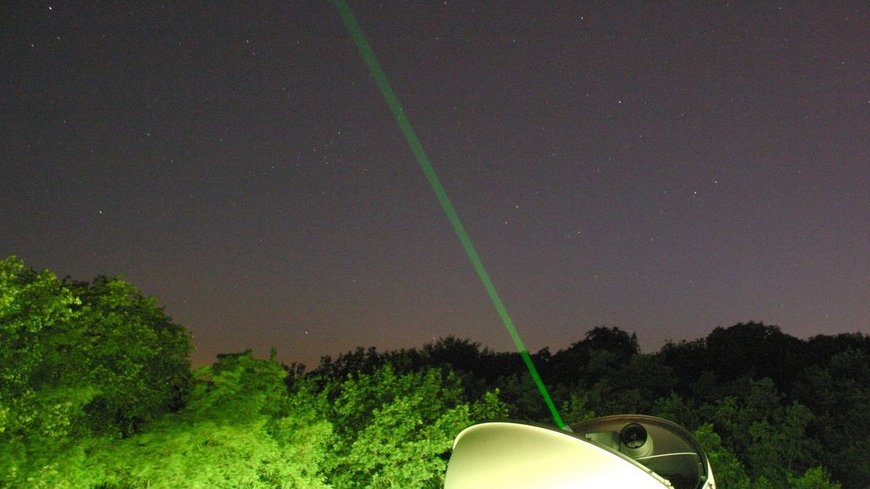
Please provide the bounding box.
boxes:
[693,423,751,489]
[699,378,819,485]
[89,352,332,489]
[0,257,192,487]
[746,402,815,483]
[70,276,193,436]
[0,256,79,441]
[0,257,90,485]
[322,364,508,489]
[787,467,841,489]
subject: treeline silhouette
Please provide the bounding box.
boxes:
[309,324,868,488]
[2,255,867,488]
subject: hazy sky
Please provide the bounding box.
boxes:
[3,2,868,367]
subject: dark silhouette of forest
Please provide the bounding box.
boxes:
[2,256,867,488]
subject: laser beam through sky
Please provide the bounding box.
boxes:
[333,0,565,428]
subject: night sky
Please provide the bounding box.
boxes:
[3,2,868,368]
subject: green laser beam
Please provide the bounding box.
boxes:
[332,0,566,430]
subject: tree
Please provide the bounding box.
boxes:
[421,336,487,374]
[793,348,870,488]
[589,353,676,415]
[85,352,332,489]
[70,276,193,435]
[693,423,751,489]
[494,371,556,422]
[657,338,714,400]
[548,326,639,390]
[705,322,804,389]
[321,364,508,488]
[0,257,193,486]
[745,401,816,484]
[0,256,80,484]
[583,326,640,360]
[699,378,821,487]
[788,467,841,489]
